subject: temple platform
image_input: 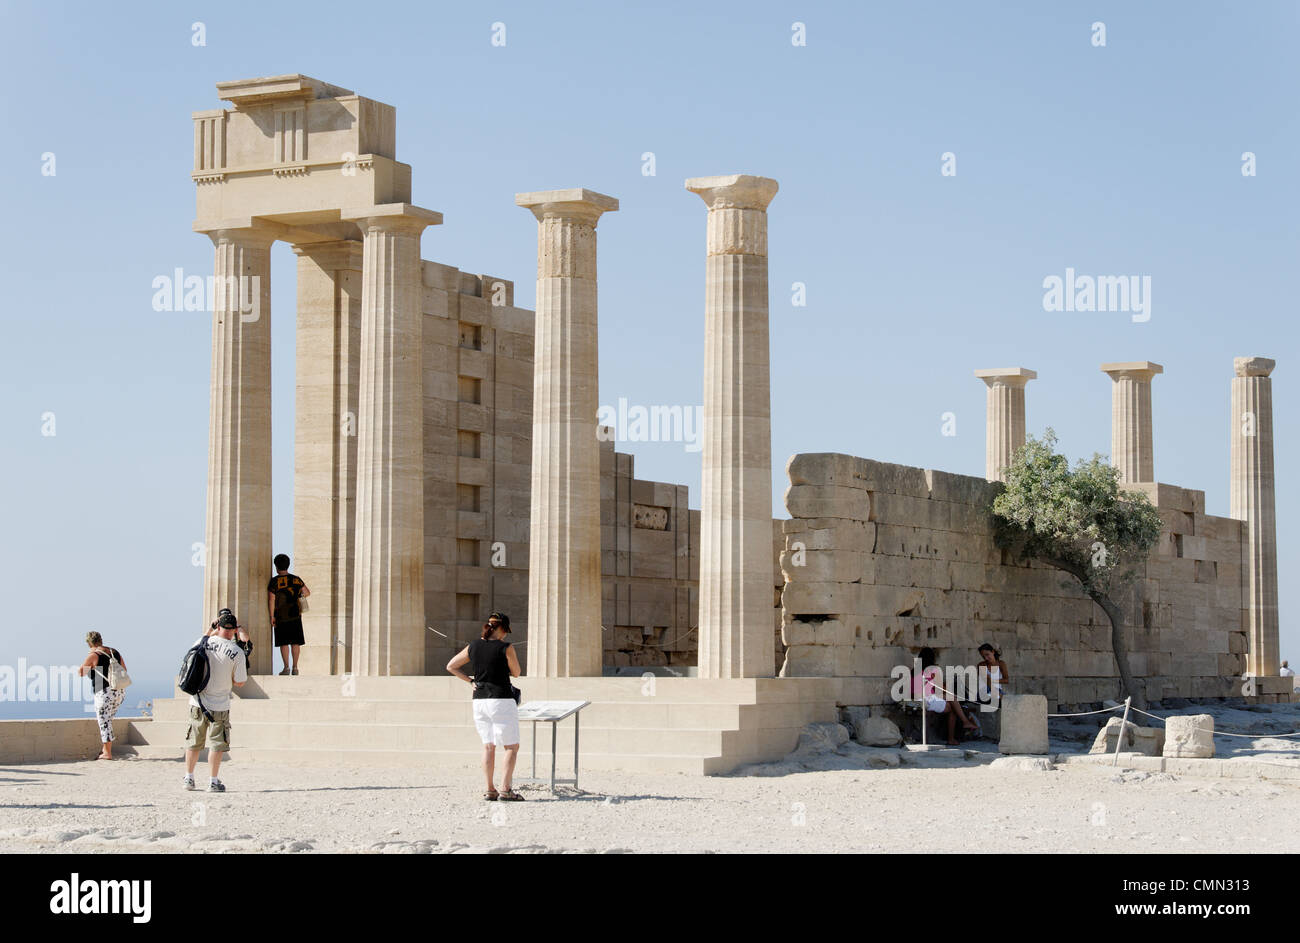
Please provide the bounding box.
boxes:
[131,675,840,775]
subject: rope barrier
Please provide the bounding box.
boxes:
[1125,704,1300,739]
[1048,705,1125,717]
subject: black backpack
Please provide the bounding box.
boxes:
[177,638,213,720]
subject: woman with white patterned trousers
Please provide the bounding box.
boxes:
[79,631,127,760]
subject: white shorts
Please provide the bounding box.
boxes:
[472,698,520,746]
[925,694,947,713]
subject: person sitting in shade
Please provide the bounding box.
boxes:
[913,647,979,746]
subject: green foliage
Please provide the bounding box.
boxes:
[991,429,1164,598]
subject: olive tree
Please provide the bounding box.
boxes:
[991,430,1164,705]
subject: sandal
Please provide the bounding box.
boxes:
[499,789,525,802]
[484,788,499,801]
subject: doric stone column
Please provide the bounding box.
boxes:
[1101,361,1163,483]
[292,240,363,675]
[341,204,441,675]
[202,225,274,673]
[515,188,618,677]
[1231,357,1280,678]
[974,367,1036,482]
[686,173,779,679]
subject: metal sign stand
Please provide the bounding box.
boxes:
[515,700,590,793]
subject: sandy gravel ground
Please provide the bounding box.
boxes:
[3,752,1299,854]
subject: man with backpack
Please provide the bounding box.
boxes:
[181,609,247,792]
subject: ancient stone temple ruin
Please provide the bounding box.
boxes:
[157,75,1285,774]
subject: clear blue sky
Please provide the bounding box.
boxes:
[1,0,1295,714]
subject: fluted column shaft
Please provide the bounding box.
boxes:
[1101,361,1163,484]
[687,174,779,679]
[1231,357,1279,677]
[203,227,274,673]
[975,368,1036,482]
[293,240,364,675]
[344,206,439,675]
[516,189,618,677]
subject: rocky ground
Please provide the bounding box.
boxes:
[3,701,1300,854]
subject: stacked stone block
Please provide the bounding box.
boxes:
[779,453,1249,709]
[421,264,534,674]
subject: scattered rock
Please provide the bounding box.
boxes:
[855,716,902,747]
[841,706,872,739]
[999,694,1049,754]
[1089,717,1166,756]
[793,722,850,755]
[1164,714,1215,758]
[990,756,1054,772]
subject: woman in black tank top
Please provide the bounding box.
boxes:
[78,631,127,760]
[446,612,525,801]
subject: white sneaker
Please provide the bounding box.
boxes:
[183,775,195,791]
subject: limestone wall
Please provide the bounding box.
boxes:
[421,262,533,674]
[778,453,1247,709]
[417,259,783,673]
[0,718,137,764]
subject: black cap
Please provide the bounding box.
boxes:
[488,611,510,632]
[215,610,238,629]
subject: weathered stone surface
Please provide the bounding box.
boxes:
[855,715,902,747]
[989,756,1054,771]
[690,174,777,679]
[841,705,871,738]
[1101,361,1162,484]
[784,484,871,521]
[782,448,1250,712]
[518,189,617,677]
[1089,717,1166,756]
[999,694,1048,754]
[792,722,849,755]
[974,367,1035,483]
[779,644,836,677]
[1163,713,1215,758]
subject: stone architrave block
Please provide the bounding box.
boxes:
[1163,713,1215,758]
[780,644,836,677]
[998,694,1048,754]
[784,484,871,521]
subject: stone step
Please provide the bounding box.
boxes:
[126,743,713,775]
[151,696,786,729]
[139,717,736,755]
[196,675,835,705]
[136,677,840,774]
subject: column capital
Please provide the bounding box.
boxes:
[195,218,279,249]
[975,367,1037,388]
[515,188,619,225]
[685,174,778,211]
[1234,356,1276,378]
[1102,361,1163,382]
[341,202,442,235]
[292,239,364,270]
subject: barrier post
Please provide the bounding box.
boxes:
[1111,696,1132,768]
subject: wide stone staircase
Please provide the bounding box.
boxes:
[131,675,839,775]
